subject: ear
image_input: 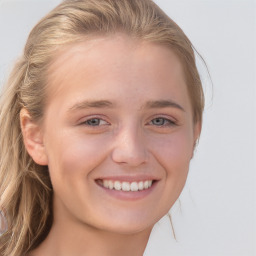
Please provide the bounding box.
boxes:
[191,121,202,159]
[20,108,48,165]
[194,121,202,142]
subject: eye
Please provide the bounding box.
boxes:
[82,118,108,126]
[149,117,175,126]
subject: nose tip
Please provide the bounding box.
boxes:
[111,132,148,167]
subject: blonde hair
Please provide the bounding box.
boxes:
[0,0,204,255]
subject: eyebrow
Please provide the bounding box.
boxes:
[68,99,185,112]
[68,100,114,112]
[143,100,185,112]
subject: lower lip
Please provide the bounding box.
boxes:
[95,181,158,201]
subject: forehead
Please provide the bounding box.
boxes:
[45,34,189,109]
[48,34,184,79]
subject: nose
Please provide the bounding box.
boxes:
[111,125,148,167]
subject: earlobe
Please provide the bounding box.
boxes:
[20,108,48,166]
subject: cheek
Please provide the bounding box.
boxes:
[44,131,112,216]
[149,128,194,190]
[150,127,194,166]
[45,130,111,182]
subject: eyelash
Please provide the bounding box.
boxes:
[81,118,109,127]
[148,117,176,127]
[80,117,176,127]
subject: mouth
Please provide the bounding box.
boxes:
[95,179,157,192]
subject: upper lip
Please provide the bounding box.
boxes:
[95,175,160,182]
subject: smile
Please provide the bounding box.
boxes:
[97,179,154,192]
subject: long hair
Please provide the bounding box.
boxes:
[0,0,204,255]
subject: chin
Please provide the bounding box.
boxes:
[85,211,160,235]
[99,222,154,235]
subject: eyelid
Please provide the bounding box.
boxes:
[147,114,177,124]
[150,117,176,126]
[78,115,110,126]
[86,118,108,126]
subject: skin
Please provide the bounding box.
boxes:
[21,34,201,256]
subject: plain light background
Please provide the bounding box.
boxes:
[0,0,255,255]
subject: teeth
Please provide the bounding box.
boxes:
[101,180,154,192]
[144,181,149,189]
[108,180,114,190]
[114,181,122,191]
[103,180,108,188]
[122,182,130,191]
[130,182,139,191]
[138,181,144,190]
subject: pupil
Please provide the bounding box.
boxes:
[154,118,164,125]
[88,119,99,126]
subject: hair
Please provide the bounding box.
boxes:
[0,0,204,255]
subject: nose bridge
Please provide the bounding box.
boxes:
[111,122,148,166]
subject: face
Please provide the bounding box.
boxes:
[27,34,200,234]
